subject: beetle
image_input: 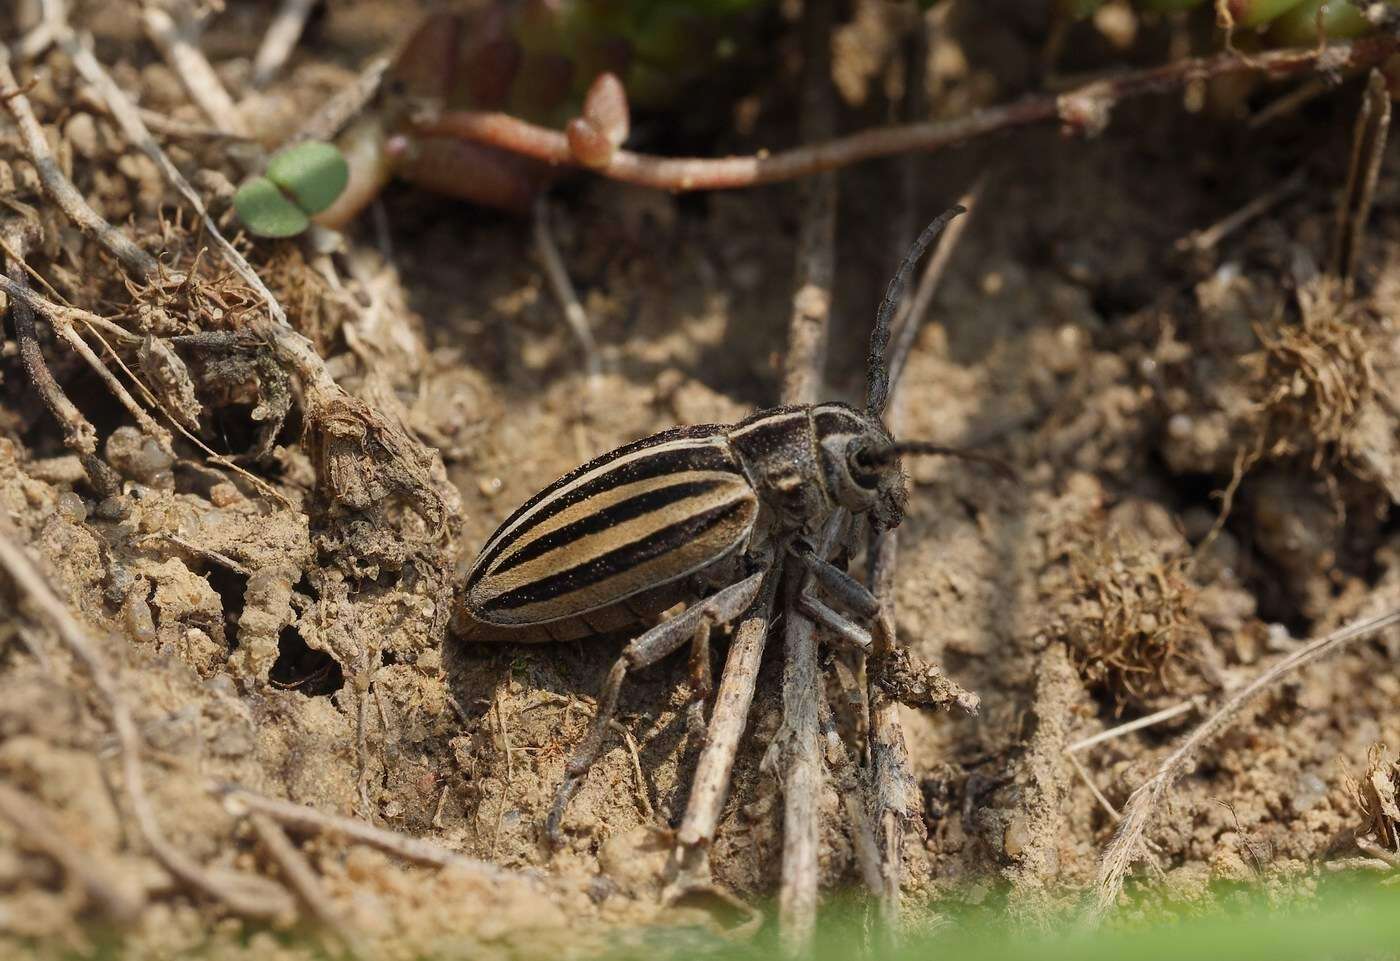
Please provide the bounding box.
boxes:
[448,206,987,841]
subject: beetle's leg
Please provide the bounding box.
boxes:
[686,617,713,734]
[547,568,769,844]
[789,543,896,653]
[797,593,873,655]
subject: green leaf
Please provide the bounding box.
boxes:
[1058,0,1108,16]
[265,141,350,217]
[232,176,310,238]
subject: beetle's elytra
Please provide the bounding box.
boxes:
[448,207,975,841]
[456,402,899,642]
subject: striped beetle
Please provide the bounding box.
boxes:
[450,206,981,841]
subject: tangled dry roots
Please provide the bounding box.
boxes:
[1251,275,1376,469]
[1057,528,1207,714]
[1346,743,1400,854]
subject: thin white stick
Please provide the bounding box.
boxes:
[51,319,172,452]
[217,786,524,883]
[670,576,778,881]
[252,0,318,88]
[1092,604,1400,922]
[886,178,983,394]
[1067,748,1121,822]
[141,3,247,136]
[1066,697,1204,754]
[533,196,601,392]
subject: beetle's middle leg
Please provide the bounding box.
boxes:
[547,567,769,843]
[789,542,895,654]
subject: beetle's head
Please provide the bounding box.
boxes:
[817,404,1012,533]
[815,408,907,531]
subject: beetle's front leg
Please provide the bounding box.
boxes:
[789,542,896,654]
[547,568,769,844]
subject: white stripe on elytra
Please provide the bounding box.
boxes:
[476,479,755,600]
[486,469,745,576]
[473,433,733,572]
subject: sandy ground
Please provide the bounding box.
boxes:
[1,0,1398,956]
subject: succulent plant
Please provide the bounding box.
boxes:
[234,141,349,239]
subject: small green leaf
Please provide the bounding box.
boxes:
[1058,0,1107,16]
[233,176,310,238]
[1230,0,1313,27]
[1268,0,1372,43]
[1137,0,1207,13]
[265,141,349,217]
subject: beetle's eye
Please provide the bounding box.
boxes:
[846,441,884,489]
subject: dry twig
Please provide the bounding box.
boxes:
[0,782,146,923]
[252,0,319,89]
[776,2,836,951]
[248,812,371,961]
[1092,604,1400,921]
[412,38,1400,193]
[1,230,122,497]
[1066,696,1205,755]
[10,0,57,62]
[0,519,292,919]
[670,575,780,883]
[52,318,172,453]
[885,179,981,422]
[141,3,246,136]
[1333,68,1390,289]
[216,786,523,883]
[533,196,602,394]
[865,177,980,934]
[1175,169,1306,254]
[0,50,160,281]
[289,54,390,146]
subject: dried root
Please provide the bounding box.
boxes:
[870,647,980,715]
[1055,528,1209,714]
[1251,275,1377,469]
[1346,743,1400,861]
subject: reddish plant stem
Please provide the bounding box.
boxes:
[411,37,1399,193]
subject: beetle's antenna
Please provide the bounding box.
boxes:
[865,205,965,418]
[889,440,1016,482]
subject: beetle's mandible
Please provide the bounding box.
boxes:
[448,206,981,842]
